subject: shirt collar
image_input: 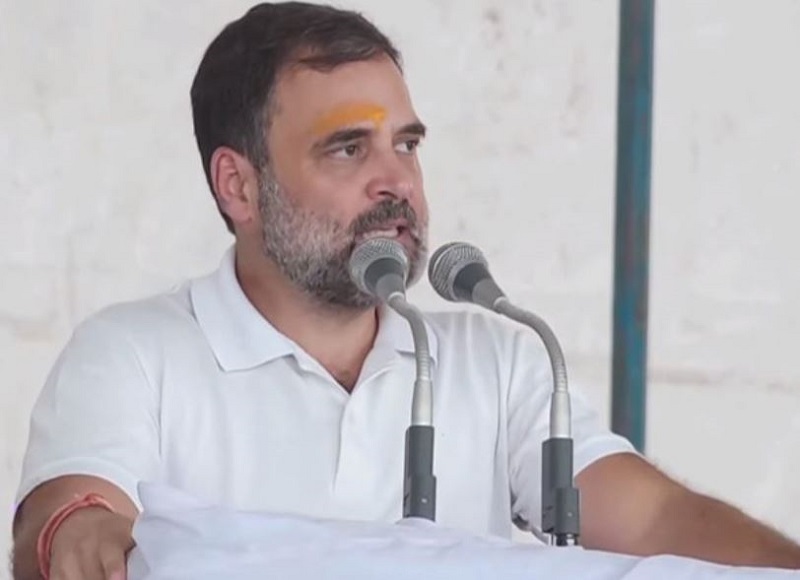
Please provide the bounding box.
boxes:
[190,247,438,372]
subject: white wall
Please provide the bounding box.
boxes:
[2,0,800,575]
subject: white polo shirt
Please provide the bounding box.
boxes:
[17,248,634,539]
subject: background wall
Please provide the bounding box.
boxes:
[2,0,800,575]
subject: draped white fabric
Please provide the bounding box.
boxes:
[128,483,799,580]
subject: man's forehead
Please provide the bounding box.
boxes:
[312,103,388,136]
[279,54,404,88]
[271,58,414,128]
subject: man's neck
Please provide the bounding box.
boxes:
[234,242,377,392]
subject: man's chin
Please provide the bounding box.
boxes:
[330,297,381,312]
[310,286,380,312]
[406,249,428,288]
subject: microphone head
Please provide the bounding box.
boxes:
[428,241,491,303]
[349,237,410,298]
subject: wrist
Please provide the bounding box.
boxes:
[36,493,115,580]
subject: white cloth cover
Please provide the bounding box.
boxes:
[128,483,799,580]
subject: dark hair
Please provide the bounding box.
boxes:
[190,2,402,233]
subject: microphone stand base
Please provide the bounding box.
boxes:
[403,425,437,521]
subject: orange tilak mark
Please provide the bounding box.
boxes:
[312,103,387,135]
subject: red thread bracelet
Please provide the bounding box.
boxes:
[36,492,115,580]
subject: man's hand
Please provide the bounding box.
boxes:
[577,453,800,569]
[12,475,139,580]
[46,507,135,580]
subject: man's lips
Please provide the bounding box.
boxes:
[354,220,414,243]
[351,223,421,257]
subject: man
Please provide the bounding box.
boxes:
[11,3,800,579]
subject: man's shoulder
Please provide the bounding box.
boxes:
[73,281,198,345]
[422,308,529,349]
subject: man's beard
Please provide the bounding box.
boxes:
[257,170,428,310]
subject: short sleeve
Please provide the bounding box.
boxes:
[16,314,161,510]
[506,329,636,533]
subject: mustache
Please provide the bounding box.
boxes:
[348,200,420,239]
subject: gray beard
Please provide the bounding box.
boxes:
[257,172,427,310]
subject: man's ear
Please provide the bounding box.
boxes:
[209,146,260,228]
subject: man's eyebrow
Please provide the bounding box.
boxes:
[312,122,427,152]
[312,127,373,151]
[397,121,427,138]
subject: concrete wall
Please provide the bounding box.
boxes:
[2,1,799,575]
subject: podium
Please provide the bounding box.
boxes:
[127,483,796,580]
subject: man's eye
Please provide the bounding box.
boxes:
[396,138,421,154]
[331,143,361,159]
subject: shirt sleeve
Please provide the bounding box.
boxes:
[505,328,637,533]
[16,313,161,511]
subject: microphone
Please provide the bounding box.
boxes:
[428,241,580,546]
[427,242,505,309]
[349,237,409,303]
[349,237,437,521]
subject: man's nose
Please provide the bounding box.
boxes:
[365,150,416,203]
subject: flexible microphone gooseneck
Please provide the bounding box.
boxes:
[349,238,436,521]
[428,241,579,546]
